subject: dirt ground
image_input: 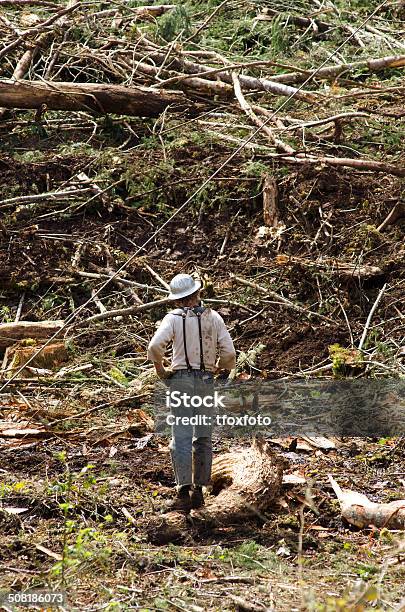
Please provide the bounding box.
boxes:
[0,109,404,611]
[0,425,404,610]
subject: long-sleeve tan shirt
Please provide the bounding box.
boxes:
[147,307,236,372]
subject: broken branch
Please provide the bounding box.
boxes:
[77,298,171,326]
[232,72,295,154]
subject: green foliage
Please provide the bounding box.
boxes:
[214,540,280,570]
[39,292,65,316]
[242,160,269,177]
[329,344,364,378]
[0,481,30,497]
[158,5,192,41]
[224,18,279,56]
[108,366,129,386]
[0,305,13,323]
[50,526,112,576]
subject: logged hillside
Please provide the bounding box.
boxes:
[0,0,404,610]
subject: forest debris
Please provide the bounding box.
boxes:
[121,507,136,524]
[229,594,275,612]
[0,188,93,210]
[3,342,68,378]
[127,409,154,434]
[74,270,167,294]
[133,434,153,450]
[76,172,109,206]
[377,202,405,232]
[279,112,370,132]
[200,575,254,585]
[145,510,191,545]
[2,506,29,515]
[91,289,107,315]
[35,544,63,561]
[143,262,170,291]
[275,254,383,279]
[0,80,202,118]
[0,1,60,5]
[358,283,387,350]
[78,297,171,325]
[0,0,78,118]
[280,153,405,178]
[230,274,333,322]
[133,46,317,102]
[270,437,325,452]
[54,363,93,378]
[262,175,280,227]
[329,475,405,529]
[199,438,284,523]
[232,73,295,154]
[282,473,307,485]
[301,435,336,450]
[0,320,64,351]
[267,54,405,84]
[0,426,51,438]
[0,2,82,62]
[132,5,175,20]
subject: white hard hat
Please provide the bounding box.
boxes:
[168,274,201,300]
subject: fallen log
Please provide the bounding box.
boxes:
[3,342,68,378]
[201,438,284,523]
[329,475,405,530]
[144,439,284,544]
[0,80,202,118]
[0,320,63,351]
[0,0,77,118]
[268,54,405,85]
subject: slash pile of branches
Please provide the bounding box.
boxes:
[0,0,404,176]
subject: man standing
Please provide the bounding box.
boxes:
[147,274,236,511]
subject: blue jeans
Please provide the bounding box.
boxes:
[167,370,214,489]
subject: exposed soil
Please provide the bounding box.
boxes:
[0,82,404,612]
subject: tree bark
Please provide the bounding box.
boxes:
[0,320,64,351]
[130,50,318,102]
[269,54,405,84]
[0,79,201,117]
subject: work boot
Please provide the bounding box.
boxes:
[164,485,191,513]
[190,485,204,509]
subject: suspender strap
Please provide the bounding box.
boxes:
[180,308,206,372]
[196,313,206,372]
[182,313,192,372]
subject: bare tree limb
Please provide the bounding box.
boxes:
[77,298,171,326]
[230,274,333,322]
[130,49,318,102]
[0,2,82,61]
[269,54,405,84]
[232,72,295,154]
